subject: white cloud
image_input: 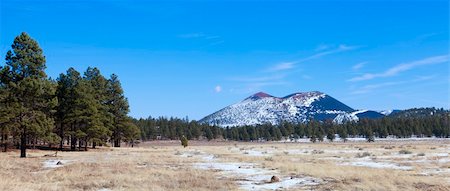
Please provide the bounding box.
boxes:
[300,44,359,62]
[214,85,222,93]
[349,55,449,82]
[350,75,436,94]
[265,44,360,72]
[351,81,404,94]
[352,61,368,70]
[267,62,295,72]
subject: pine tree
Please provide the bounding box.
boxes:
[338,126,348,142]
[0,32,57,157]
[122,117,140,147]
[84,67,112,148]
[365,127,375,142]
[181,135,188,148]
[326,127,336,142]
[56,67,81,150]
[107,74,130,147]
[73,79,106,151]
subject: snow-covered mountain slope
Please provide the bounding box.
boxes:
[200,91,390,127]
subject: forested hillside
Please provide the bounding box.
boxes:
[135,108,450,142]
[0,33,139,157]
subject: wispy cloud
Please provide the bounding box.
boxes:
[352,61,368,70]
[350,75,436,94]
[230,44,359,94]
[267,62,295,72]
[299,44,359,63]
[349,55,449,82]
[351,81,404,94]
[266,44,360,72]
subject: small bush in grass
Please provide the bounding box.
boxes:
[181,136,188,148]
[399,150,412,154]
[417,153,426,157]
[283,151,289,155]
[265,157,273,161]
[356,152,372,158]
[312,150,324,154]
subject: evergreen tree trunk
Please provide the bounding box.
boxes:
[84,139,88,151]
[92,142,96,149]
[71,136,76,151]
[114,138,120,147]
[70,124,76,151]
[32,136,36,149]
[59,122,64,150]
[2,134,7,152]
[20,126,27,158]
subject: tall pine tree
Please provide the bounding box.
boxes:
[0,32,57,157]
[107,74,130,147]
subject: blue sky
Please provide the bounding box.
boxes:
[1,0,449,120]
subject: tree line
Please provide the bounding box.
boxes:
[0,32,139,157]
[133,117,223,141]
[135,108,449,142]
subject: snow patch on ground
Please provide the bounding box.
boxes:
[42,159,72,169]
[280,137,450,143]
[97,188,112,191]
[240,175,320,191]
[340,160,413,170]
[194,154,322,190]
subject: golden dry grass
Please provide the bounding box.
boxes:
[0,140,449,191]
[0,147,235,191]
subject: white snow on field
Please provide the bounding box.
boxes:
[195,161,270,176]
[340,160,413,170]
[42,159,72,168]
[437,158,450,163]
[97,188,112,191]
[280,137,450,143]
[377,154,414,159]
[240,175,320,191]
[428,153,449,157]
[194,154,322,190]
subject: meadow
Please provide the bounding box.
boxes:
[0,139,449,191]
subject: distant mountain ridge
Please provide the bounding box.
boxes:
[200,91,394,127]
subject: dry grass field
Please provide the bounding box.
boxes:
[0,140,449,191]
